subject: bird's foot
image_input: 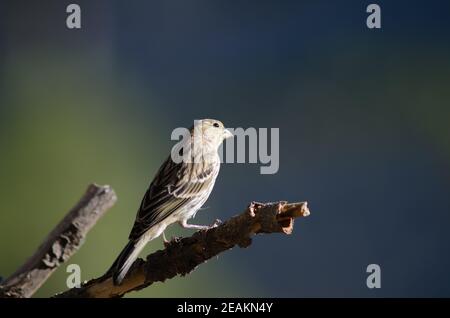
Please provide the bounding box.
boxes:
[162,232,181,248]
[209,218,222,229]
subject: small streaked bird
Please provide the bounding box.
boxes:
[110,119,233,285]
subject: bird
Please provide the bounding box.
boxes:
[109,119,233,285]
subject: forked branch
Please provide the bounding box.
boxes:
[0,183,310,298]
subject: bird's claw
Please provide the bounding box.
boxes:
[209,219,223,229]
[163,235,180,248]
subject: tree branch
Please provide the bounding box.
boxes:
[55,200,310,298]
[0,184,117,298]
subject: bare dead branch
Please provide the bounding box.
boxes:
[55,201,310,298]
[0,184,117,298]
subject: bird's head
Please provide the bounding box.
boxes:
[191,119,233,150]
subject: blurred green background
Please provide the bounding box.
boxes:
[1,0,450,297]
[0,2,255,297]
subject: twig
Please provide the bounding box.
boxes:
[0,184,117,298]
[55,201,310,298]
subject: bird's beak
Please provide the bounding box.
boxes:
[223,129,233,139]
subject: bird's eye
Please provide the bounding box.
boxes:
[213,122,220,128]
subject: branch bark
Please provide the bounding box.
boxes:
[0,184,117,298]
[55,200,310,298]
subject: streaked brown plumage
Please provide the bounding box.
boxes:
[110,119,233,285]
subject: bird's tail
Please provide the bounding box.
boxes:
[108,237,147,285]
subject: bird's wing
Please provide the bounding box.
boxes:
[128,156,218,240]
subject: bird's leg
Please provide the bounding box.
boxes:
[162,231,171,248]
[179,219,221,231]
[179,219,210,230]
[162,231,169,244]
